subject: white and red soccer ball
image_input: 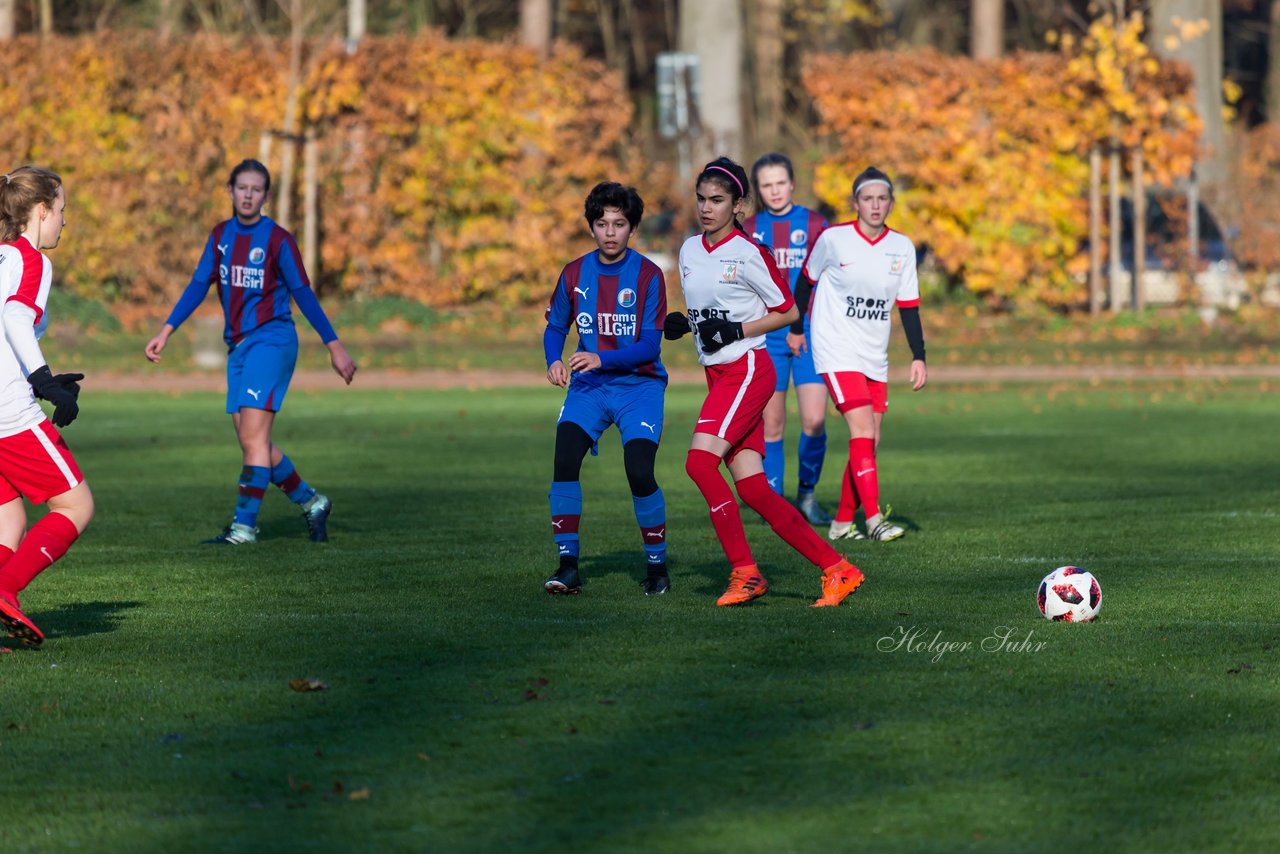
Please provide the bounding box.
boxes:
[1037,566,1102,622]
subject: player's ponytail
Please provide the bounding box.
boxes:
[697,156,752,235]
[0,166,62,244]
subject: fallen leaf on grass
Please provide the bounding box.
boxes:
[289,678,328,693]
[417,753,431,761]
[349,788,370,801]
[1227,663,1253,675]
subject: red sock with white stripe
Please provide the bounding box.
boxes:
[835,462,861,524]
[736,473,843,569]
[0,512,79,602]
[849,437,881,519]
[685,449,754,569]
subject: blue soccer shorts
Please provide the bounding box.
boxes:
[225,321,299,414]
[558,379,665,449]
[766,322,822,393]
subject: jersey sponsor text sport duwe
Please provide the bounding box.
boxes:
[677,230,794,367]
[803,222,920,381]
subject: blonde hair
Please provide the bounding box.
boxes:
[0,166,63,244]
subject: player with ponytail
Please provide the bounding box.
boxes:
[664,157,864,608]
[0,166,95,646]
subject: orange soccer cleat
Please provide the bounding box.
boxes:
[811,560,865,608]
[716,565,769,607]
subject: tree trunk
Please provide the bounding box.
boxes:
[1150,0,1227,191]
[38,0,51,35]
[303,129,319,284]
[1109,142,1124,311]
[1132,146,1146,312]
[970,0,1003,59]
[157,0,178,38]
[1268,0,1280,120]
[277,0,305,231]
[0,0,15,40]
[347,0,366,52]
[519,0,551,55]
[752,0,784,148]
[680,0,744,164]
[1089,146,1103,315]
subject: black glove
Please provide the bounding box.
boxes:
[696,316,745,354]
[28,366,79,427]
[663,311,692,340]
[42,372,85,401]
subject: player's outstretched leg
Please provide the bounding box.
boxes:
[270,451,331,542]
[686,449,766,605]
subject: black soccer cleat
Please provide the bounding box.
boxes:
[201,523,258,545]
[303,494,332,543]
[640,571,671,596]
[544,566,582,595]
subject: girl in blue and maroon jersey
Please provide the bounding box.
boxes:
[144,160,357,545]
[542,182,669,596]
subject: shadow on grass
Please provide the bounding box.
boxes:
[33,599,143,640]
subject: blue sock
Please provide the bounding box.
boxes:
[632,488,666,567]
[764,440,785,495]
[797,431,828,494]
[549,481,582,561]
[234,465,271,528]
[270,453,316,505]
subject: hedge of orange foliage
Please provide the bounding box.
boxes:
[803,14,1202,306]
[0,31,657,312]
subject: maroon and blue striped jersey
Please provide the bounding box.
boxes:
[543,248,667,388]
[743,205,828,291]
[168,216,336,349]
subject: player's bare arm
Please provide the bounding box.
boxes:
[786,330,807,356]
[910,359,927,391]
[744,305,798,338]
[144,324,175,363]
[546,360,569,388]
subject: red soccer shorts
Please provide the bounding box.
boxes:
[695,348,776,462]
[823,371,888,414]
[0,420,84,504]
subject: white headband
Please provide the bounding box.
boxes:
[855,178,892,193]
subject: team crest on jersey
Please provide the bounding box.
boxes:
[790,229,807,246]
[249,247,265,264]
[721,263,739,282]
[576,311,595,335]
[889,257,904,274]
[219,264,229,280]
[618,287,637,308]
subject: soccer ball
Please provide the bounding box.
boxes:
[1037,566,1102,622]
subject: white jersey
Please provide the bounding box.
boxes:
[677,230,794,367]
[804,221,920,381]
[0,236,52,437]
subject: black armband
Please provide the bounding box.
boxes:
[790,274,814,335]
[899,305,926,362]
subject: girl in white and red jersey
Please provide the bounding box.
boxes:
[0,166,94,647]
[663,157,863,608]
[800,166,928,542]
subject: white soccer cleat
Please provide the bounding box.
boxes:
[827,520,865,541]
[864,512,905,542]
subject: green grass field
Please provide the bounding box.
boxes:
[1,380,1277,852]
